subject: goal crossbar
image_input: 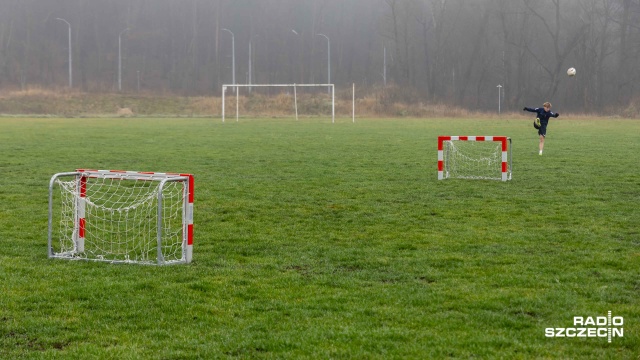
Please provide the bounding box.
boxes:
[438,136,512,181]
[222,83,335,123]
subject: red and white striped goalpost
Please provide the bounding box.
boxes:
[438,136,512,181]
[49,169,194,265]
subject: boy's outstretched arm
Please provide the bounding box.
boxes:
[523,107,537,112]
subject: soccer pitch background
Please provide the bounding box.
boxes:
[0,116,638,358]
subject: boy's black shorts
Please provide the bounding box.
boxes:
[538,125,547,137]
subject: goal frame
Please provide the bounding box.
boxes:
[438,136,512,181]
[222,83,335,123]
[48,169,194,265]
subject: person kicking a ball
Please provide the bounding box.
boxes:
[523,102,559,155]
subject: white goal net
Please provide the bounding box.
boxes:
[222,84,335,123]
[438,136,512,181]
[48,170,194,265]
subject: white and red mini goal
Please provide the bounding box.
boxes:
[438,136,512,181]
[48,169,194,265]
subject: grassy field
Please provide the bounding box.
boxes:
[0,115,638,359]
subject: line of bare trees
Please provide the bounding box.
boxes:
[0,0,638,112]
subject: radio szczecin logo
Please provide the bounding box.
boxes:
[545,311,623,343]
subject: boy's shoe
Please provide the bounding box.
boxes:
[539,150,543,155]
[534,118,541,129]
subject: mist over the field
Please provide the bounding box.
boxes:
[1,0,639,112]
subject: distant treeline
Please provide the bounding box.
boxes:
[0,0,639,113]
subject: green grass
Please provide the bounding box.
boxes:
[0,116,638,359]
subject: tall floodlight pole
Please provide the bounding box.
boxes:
[383,45,387,86]
[291,29,303,83]
[118,28,130,92]
[248,40,252,93]
[56,18,72,88]
[316,33,330,93]
[222,28,235,93]
[497,85,502,114]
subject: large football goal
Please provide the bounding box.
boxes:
[48,169,194,265]
[222,83,335,123]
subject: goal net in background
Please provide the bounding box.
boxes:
[48,170,194,265]
[222,84,335,123]
[438,136,512,181]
